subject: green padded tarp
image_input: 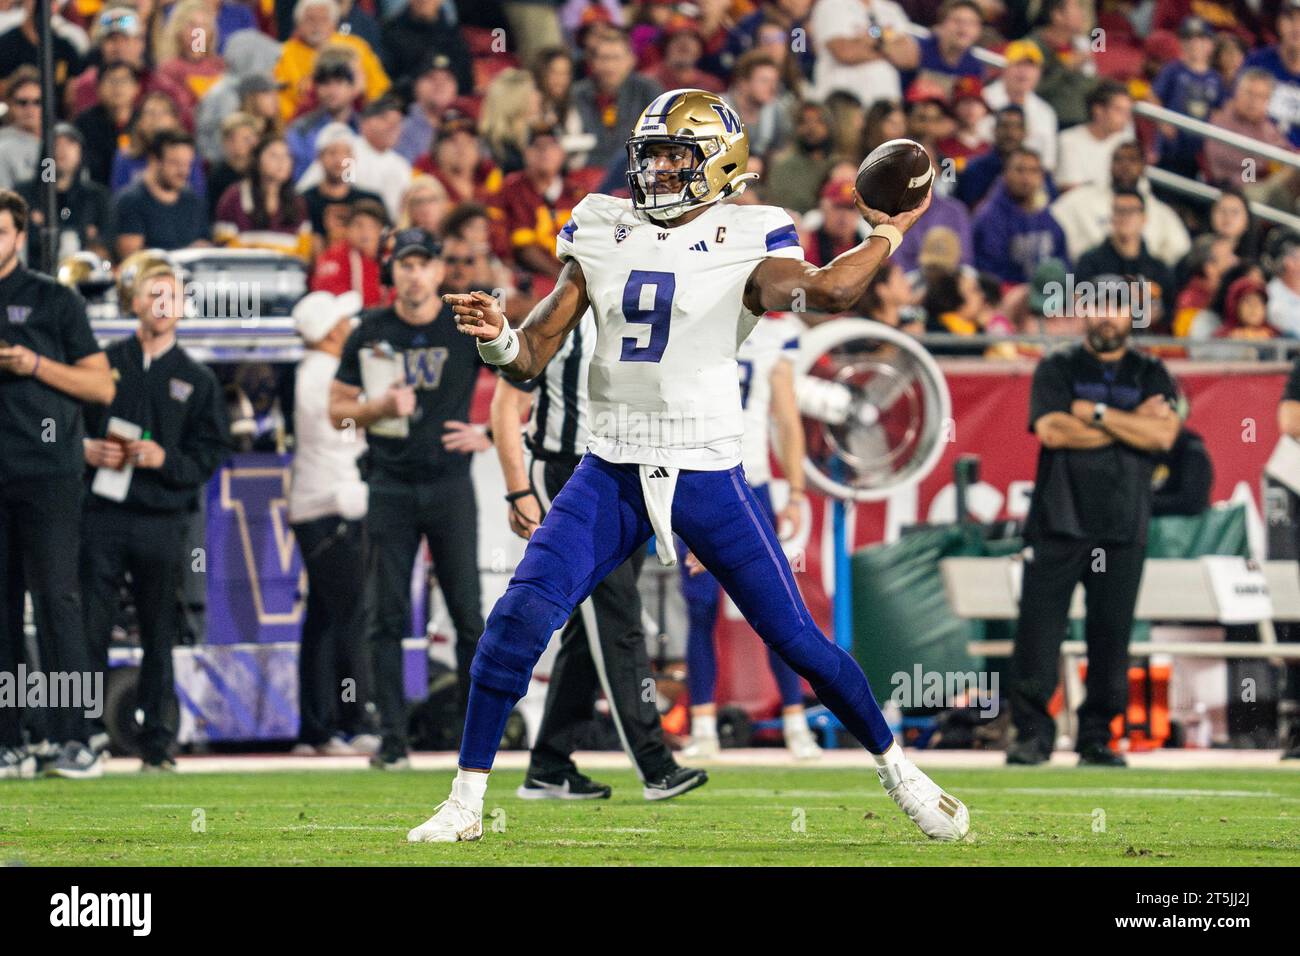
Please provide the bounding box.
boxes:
[849,504,1250,691]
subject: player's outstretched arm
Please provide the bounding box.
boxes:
[744,190,932,322]
[444,258,590,383]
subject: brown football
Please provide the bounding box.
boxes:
[853,139,934,216]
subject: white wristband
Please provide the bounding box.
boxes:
[476,323,519,366]
[870,223,903,258]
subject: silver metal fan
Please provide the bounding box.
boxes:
[794,319,951,502]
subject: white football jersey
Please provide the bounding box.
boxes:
[556,193,804,470]
[737,315,800,486]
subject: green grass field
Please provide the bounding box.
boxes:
[3,766,1298,866]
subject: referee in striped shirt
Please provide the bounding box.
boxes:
[488,299,706,802]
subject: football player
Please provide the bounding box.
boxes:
[412,90,967,844]
[678,314,823,761]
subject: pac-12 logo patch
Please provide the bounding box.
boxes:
[169,378,194,402]
[614,224,630,244]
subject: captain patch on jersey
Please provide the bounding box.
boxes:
[555,193,803,471]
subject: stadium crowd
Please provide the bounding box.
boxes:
[3,0,1300,355]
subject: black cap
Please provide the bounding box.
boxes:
[417,52,456,77]
[313,57,355,84]
[390,227,441,261]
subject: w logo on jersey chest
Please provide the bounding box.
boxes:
[404,347,449,389]
[614,224,630,244]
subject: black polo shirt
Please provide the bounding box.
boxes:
[0,265,103,482]
[335,302,483,483]
[83,337,231,514]
[1024,343,1177,544]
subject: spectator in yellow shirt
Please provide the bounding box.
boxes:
[274,0,389,122]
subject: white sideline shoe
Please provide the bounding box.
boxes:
[877,756,969,841]
[786,729,823,761]
[407,796,483,843]
[680,735,720,759]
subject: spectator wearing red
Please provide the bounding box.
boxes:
[936,77,992,168]
[155,0,227,118]
[1173,234,1238,336]
[1203,68,1292,185]
[802,179,863,267]
[213,135,313,261]
[69,7,191,127]
[414,111,504,206]
[1214,275,1278,339]
[643,18,725,94]
[311,197,388,306]
[494,124,583,279]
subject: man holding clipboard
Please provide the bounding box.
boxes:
[80,252,230,771]
[329,228,487,770]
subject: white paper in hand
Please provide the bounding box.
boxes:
[1265,434,1300,495]
[359,344,409,439]
[91,417,142,502]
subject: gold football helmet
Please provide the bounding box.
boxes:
[116,248,177,311]
[56,251,114,296]
[626,89,757,222]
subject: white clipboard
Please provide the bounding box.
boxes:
[359,345,409,439]
[91,417,142,502]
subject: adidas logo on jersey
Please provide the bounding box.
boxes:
[688,241,709,252]
[647,466,671,479]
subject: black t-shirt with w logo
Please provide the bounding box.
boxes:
[336,303,483,483]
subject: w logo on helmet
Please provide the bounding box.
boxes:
[711,104,741,135]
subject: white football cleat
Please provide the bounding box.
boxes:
[877,756,969,841]
[680,734,720,759]
[406,796,483,843]
[786,729,823,761]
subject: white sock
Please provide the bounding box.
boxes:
[872,742,905,770]
[783,713,809,738]
[453,768,489,809]
[692,714,717,740]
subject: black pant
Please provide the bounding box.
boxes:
[81,505,187,759]
[0,475,92,748]
[366,472,484,755]
[1010,534,1146,752]
[527,456,677,781]
[292,515,372,745]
